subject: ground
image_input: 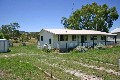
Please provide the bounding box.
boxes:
[0,45,120,80]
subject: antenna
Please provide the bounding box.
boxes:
[71,0,75,14]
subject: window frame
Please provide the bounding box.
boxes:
[72,35,76,41]
[41,36,43,41]
[90,35,97,40]
[101,36,106,40]
[49,39,51,44]
[84,35,87,41]
[59,35,68,41]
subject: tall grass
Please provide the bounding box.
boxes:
[0,45,120,80]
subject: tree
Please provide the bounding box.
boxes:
[29,32,39,40]
[13,30,20,39]
[10,23,20,39]
[0,25,11,39]
[0,31,4,39]
[61,2,119,32]
[0,22,20,40]
[20,33,29,42]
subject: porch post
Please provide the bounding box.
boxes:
[105,36,106,45]
[92,35,94,48]
[81,41,83,46]
[58,35,60,50]
[81,35,83,46]
[114,36,117,44]
[77,35,79,46]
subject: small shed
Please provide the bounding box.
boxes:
[0,39,9,53]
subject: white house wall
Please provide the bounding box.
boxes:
[86,35,105,42]
[117,32,120,39]
[39,30,110,49]
[117,33,120,41]
[39,31,53,48]
[53,35,78,49]
[53,34,107,49]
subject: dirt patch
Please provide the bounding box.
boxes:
[0,70,5,76]
[0,70,12,78]
[41,60,103,80]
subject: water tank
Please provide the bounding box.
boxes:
[0,39,9,53]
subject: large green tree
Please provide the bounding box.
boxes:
[0,22,20,40]
[61,2,119,32]
[0,31,4,39]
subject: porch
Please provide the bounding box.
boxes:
[78,41,115,47]
[53,41,116,50]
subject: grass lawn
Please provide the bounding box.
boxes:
[0,45,120,80]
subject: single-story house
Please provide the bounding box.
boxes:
[38,29,117,50]
[111,28,120,41]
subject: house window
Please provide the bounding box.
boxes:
[60,35,68,41]
[101,36,106,40]
[41,36,43,41]
[72,35,76,41]
[90,35,97,40]
[81,35,87,42]
[58,35,59,41]
[49,39,51,44]
[84,35,87,41]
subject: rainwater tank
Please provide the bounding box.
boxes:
[0,39,9,52]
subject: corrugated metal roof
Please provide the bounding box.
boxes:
[0,39,6,40]
[111,28,120,33]
[42,29,116,35]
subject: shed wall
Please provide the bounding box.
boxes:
[0,40,9,52]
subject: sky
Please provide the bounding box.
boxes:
[0,0,120,32]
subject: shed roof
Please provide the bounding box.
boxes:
[0,39,6,40]
[111,28,120,33]
[41,29,116,35]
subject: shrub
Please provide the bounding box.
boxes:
[12,40,20,43]
[72,46,88,53]
[114,42,120,47]
[41,43,53,53]
[94,43,106,50]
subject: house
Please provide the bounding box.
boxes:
[111,28,120,41]
[38,29,117,50]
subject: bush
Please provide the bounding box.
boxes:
[41,43,53,53]
[114,42,120,47]
[72,46,88,53]
[94,43,106,50]
[12,40,20,43]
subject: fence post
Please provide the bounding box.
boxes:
[118,59,120,70]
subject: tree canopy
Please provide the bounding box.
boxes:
[61,2,119,32]
[0,22,20,40]
[0,31,4,39]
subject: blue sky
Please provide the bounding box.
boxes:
[0,0,120,32]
